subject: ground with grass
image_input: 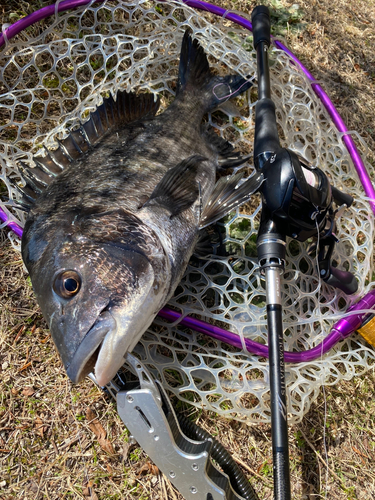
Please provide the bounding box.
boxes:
[0,0,375,499]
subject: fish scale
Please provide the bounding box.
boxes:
[20,30,262,386]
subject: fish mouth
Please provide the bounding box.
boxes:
[66,310,117,384]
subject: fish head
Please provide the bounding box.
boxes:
[22,209,169,386]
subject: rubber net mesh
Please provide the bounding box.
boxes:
[0,0,374,423]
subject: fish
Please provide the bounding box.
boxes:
[18,30,263,386]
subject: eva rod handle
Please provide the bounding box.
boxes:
[324,266,358,295]
[251,5,271,49]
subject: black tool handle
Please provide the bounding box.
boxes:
[267,300,292,500]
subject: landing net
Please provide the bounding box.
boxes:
[0,0,374,422]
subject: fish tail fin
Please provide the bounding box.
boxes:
[177,30,253,110]
[176,30,211,94]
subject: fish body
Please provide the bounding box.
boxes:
[20,31,261,386]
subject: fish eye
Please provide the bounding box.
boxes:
[53,270,81,299]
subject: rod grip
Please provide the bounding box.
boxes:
[251,5,271,49]
[254,98,280,158]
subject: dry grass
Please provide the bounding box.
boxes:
[1,0,375,499]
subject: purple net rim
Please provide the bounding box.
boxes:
[0,0,374,214]
[1,0,374,362]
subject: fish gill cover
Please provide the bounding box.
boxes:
[0,0,374,423]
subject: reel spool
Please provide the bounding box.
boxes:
[0,0,374,423]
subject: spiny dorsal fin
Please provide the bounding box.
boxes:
[8,176,37,210]
[142,155,207,217]
[15,91,160,210]
[200,170,264,229]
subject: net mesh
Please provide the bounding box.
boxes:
[1,0,374,423]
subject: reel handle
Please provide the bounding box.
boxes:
[331,185,354,208]
[320,261,358,295]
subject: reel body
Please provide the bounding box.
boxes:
[258,148,332,241]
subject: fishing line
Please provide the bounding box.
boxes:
[314,216,329,498]
[212,79,252,100]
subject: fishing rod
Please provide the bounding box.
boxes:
[251,6,358,499]
[1,2,375,499]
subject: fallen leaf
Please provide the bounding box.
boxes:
[35,416,46,438]
[22,387,35,397]
[122,440,137,462]
[138,461,159,476]
[86,408,115,454]
[82,481,99,499]
[11,388,19,396]
[13,325,26,344]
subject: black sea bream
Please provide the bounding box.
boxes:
[19,31,262,386]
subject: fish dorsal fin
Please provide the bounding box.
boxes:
[200,170,264,229]
[14,91,160,210]
[143,155,206,217]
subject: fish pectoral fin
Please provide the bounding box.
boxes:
[143,155,207,217]
[199,170,264,229]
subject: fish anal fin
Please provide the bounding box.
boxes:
[200,170,264,229]
[204,128,235,157]
[143,155,206,217]
[204,128,252,171]
[218,153,252,170]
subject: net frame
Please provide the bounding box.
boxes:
[0,0,374,423]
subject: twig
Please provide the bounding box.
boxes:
[164,474,179,500]
[161,474,168,499]
[299,429,345,486]
[232,454,273,487]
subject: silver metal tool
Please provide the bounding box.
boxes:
[91,354,248,500]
